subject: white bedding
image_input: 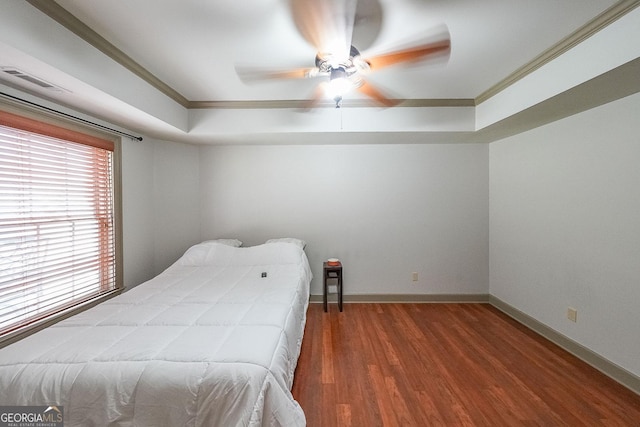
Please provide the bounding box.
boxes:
[0,241,312,426]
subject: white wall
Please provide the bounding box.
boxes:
[490,92,640,377]
[121,137,155,288]
[121,137,200,289]
[152,139,201,272]
[200,143,489,296]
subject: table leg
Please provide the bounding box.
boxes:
[338,270,343,312]
[323,269,328,312]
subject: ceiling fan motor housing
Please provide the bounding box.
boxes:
[315,45,367,86]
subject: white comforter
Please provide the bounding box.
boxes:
[0,242,312,426]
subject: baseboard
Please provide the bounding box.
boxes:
[308,293,639,395]
[309,293,490,303]
[490,295,640,396]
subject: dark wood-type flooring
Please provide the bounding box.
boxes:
[292,303,640,426]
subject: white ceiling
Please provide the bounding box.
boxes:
[1,0,638,144]
[54,0,616,101]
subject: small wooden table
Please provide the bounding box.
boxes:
[323,261,343,312]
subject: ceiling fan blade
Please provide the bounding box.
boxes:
[357,80,399,107]
[351,0,383,51]
[236,66,321,83]
[365,32,451,71]
[291,0,359,60]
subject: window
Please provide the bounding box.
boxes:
[0,109,121,339]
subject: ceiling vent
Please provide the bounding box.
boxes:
[1,67,67,92]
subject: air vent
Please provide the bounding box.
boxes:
[1,67,67,92]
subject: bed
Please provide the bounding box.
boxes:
[0,240,312,426]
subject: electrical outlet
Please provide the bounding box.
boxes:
[567,307,578,322]
[412,272,418,282]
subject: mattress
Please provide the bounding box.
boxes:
[0,241,312,426]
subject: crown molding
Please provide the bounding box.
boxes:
[188,98,475,109]
[26,0,190,107]
[476,0,640,105]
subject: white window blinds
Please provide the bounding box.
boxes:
[0,111,117,337]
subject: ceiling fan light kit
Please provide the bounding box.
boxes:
[316,45,367,107]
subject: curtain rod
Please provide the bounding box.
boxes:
[0,91,143,141]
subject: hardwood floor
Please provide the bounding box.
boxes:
[292,303,640,426]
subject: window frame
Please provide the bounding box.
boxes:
[0,103,123,347]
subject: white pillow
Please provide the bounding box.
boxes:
[265,238,306,249]
[179,241,234,266]
[202,238,242,247]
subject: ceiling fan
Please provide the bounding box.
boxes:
[237,0,451,108]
